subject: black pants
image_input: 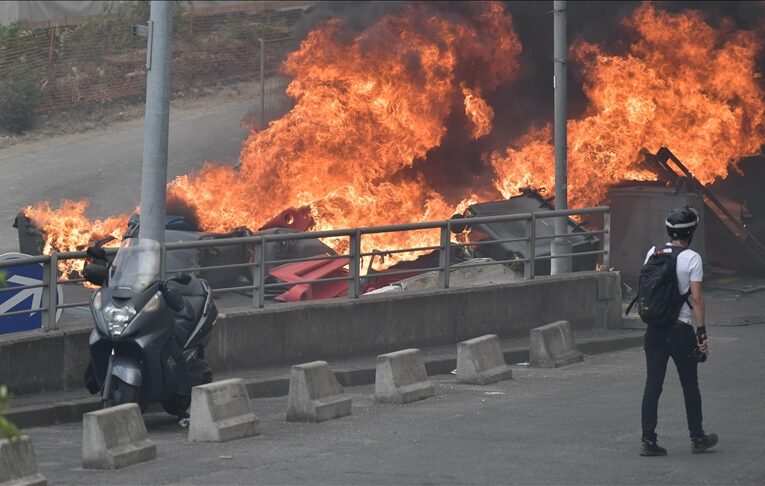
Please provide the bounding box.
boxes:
[641,323,704,441]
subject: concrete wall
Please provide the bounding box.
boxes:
[0,271,622,396]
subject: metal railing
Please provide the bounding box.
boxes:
[0,206,610,331]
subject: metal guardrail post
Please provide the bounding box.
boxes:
[603,210,611,269]
[524,214,536,279]
[43,254,58,331]
[349,230,361,298]
[438,223,451,289]
[255,239,266,308]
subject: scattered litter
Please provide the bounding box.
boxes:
[742,285,765,295]
[484,391,505,396]
[450,369,457,375]
[219,455,233,460]
[178,417,190,428]
[517,362,530,366]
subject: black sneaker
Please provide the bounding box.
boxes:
[640,440,668,456]
[691,433,718,454]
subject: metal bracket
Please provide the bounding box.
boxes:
[131,21,153,70]
[131,23,148,37]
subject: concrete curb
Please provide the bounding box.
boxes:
[0,435,47,486]
[456,334,513,385]
[374,349,435,404]
[81,403,156,470]
[8,333,643,429]
[530,320,584,368]
[188,379,260,443]
[286,361,352,422]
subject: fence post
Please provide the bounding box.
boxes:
[259,38,265,126]
[438,223,451,289]
[524,213,536,280]
[42,254,58,331]
[254,238,266,309]
[348,230,361,299]
[48,28,55,63]
[603,210,611,270]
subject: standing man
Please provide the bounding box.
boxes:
[639,206,718,456]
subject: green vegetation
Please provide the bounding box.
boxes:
[0,22,23,40]
[0,386,21,442]
[0,56,43,133]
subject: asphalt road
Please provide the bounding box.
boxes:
[22,313,765,485]
[0,100,254,255]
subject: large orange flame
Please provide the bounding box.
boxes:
[492,4,765,207]
[462,85,494,139]
[23,3,765,279]
[169,2,521,267]
[23,201,128,276]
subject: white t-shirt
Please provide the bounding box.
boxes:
[644,244,703,324]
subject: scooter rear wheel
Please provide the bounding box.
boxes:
[161,394,191,417]
[104,377,139,408]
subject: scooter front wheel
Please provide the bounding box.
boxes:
[103,377,139,408]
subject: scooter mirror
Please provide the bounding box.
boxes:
[83,264,108,286]
[86,246,107,261]
[171,273,192,285]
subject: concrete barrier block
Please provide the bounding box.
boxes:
[0,436,47,485]
[286,361,352,422]
[530,320,584,368]
[82,403,156,470]
[375,349,435,404]
[188,378,260,443]
[457,334,513,385]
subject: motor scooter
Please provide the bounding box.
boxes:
[83,237,217,419]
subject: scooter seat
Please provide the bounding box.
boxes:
[168,277,207,297]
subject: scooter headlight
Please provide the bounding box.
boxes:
[102,302,136,337]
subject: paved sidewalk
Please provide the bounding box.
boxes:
[20,311,765,485]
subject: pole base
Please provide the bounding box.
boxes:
[550,239,573,275]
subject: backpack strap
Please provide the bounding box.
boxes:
[625,295,638,315]
[669,245,694,310]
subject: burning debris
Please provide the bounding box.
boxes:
[16,2,765,285]
[452,191,601,276]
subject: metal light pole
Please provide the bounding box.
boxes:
[551,0,572,275]
[138,0,172,243]
[260,38,266,126]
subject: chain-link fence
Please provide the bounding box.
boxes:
[0,2,306,131]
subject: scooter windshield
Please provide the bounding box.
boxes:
[108,238,161,292]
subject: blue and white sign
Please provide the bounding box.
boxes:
[0,253,63,335]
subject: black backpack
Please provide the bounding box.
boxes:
[626,245,691,327]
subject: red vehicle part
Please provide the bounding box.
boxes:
[259,206,313,232]
[269,257,349,302]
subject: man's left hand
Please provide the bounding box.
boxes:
[699,340,709,355]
